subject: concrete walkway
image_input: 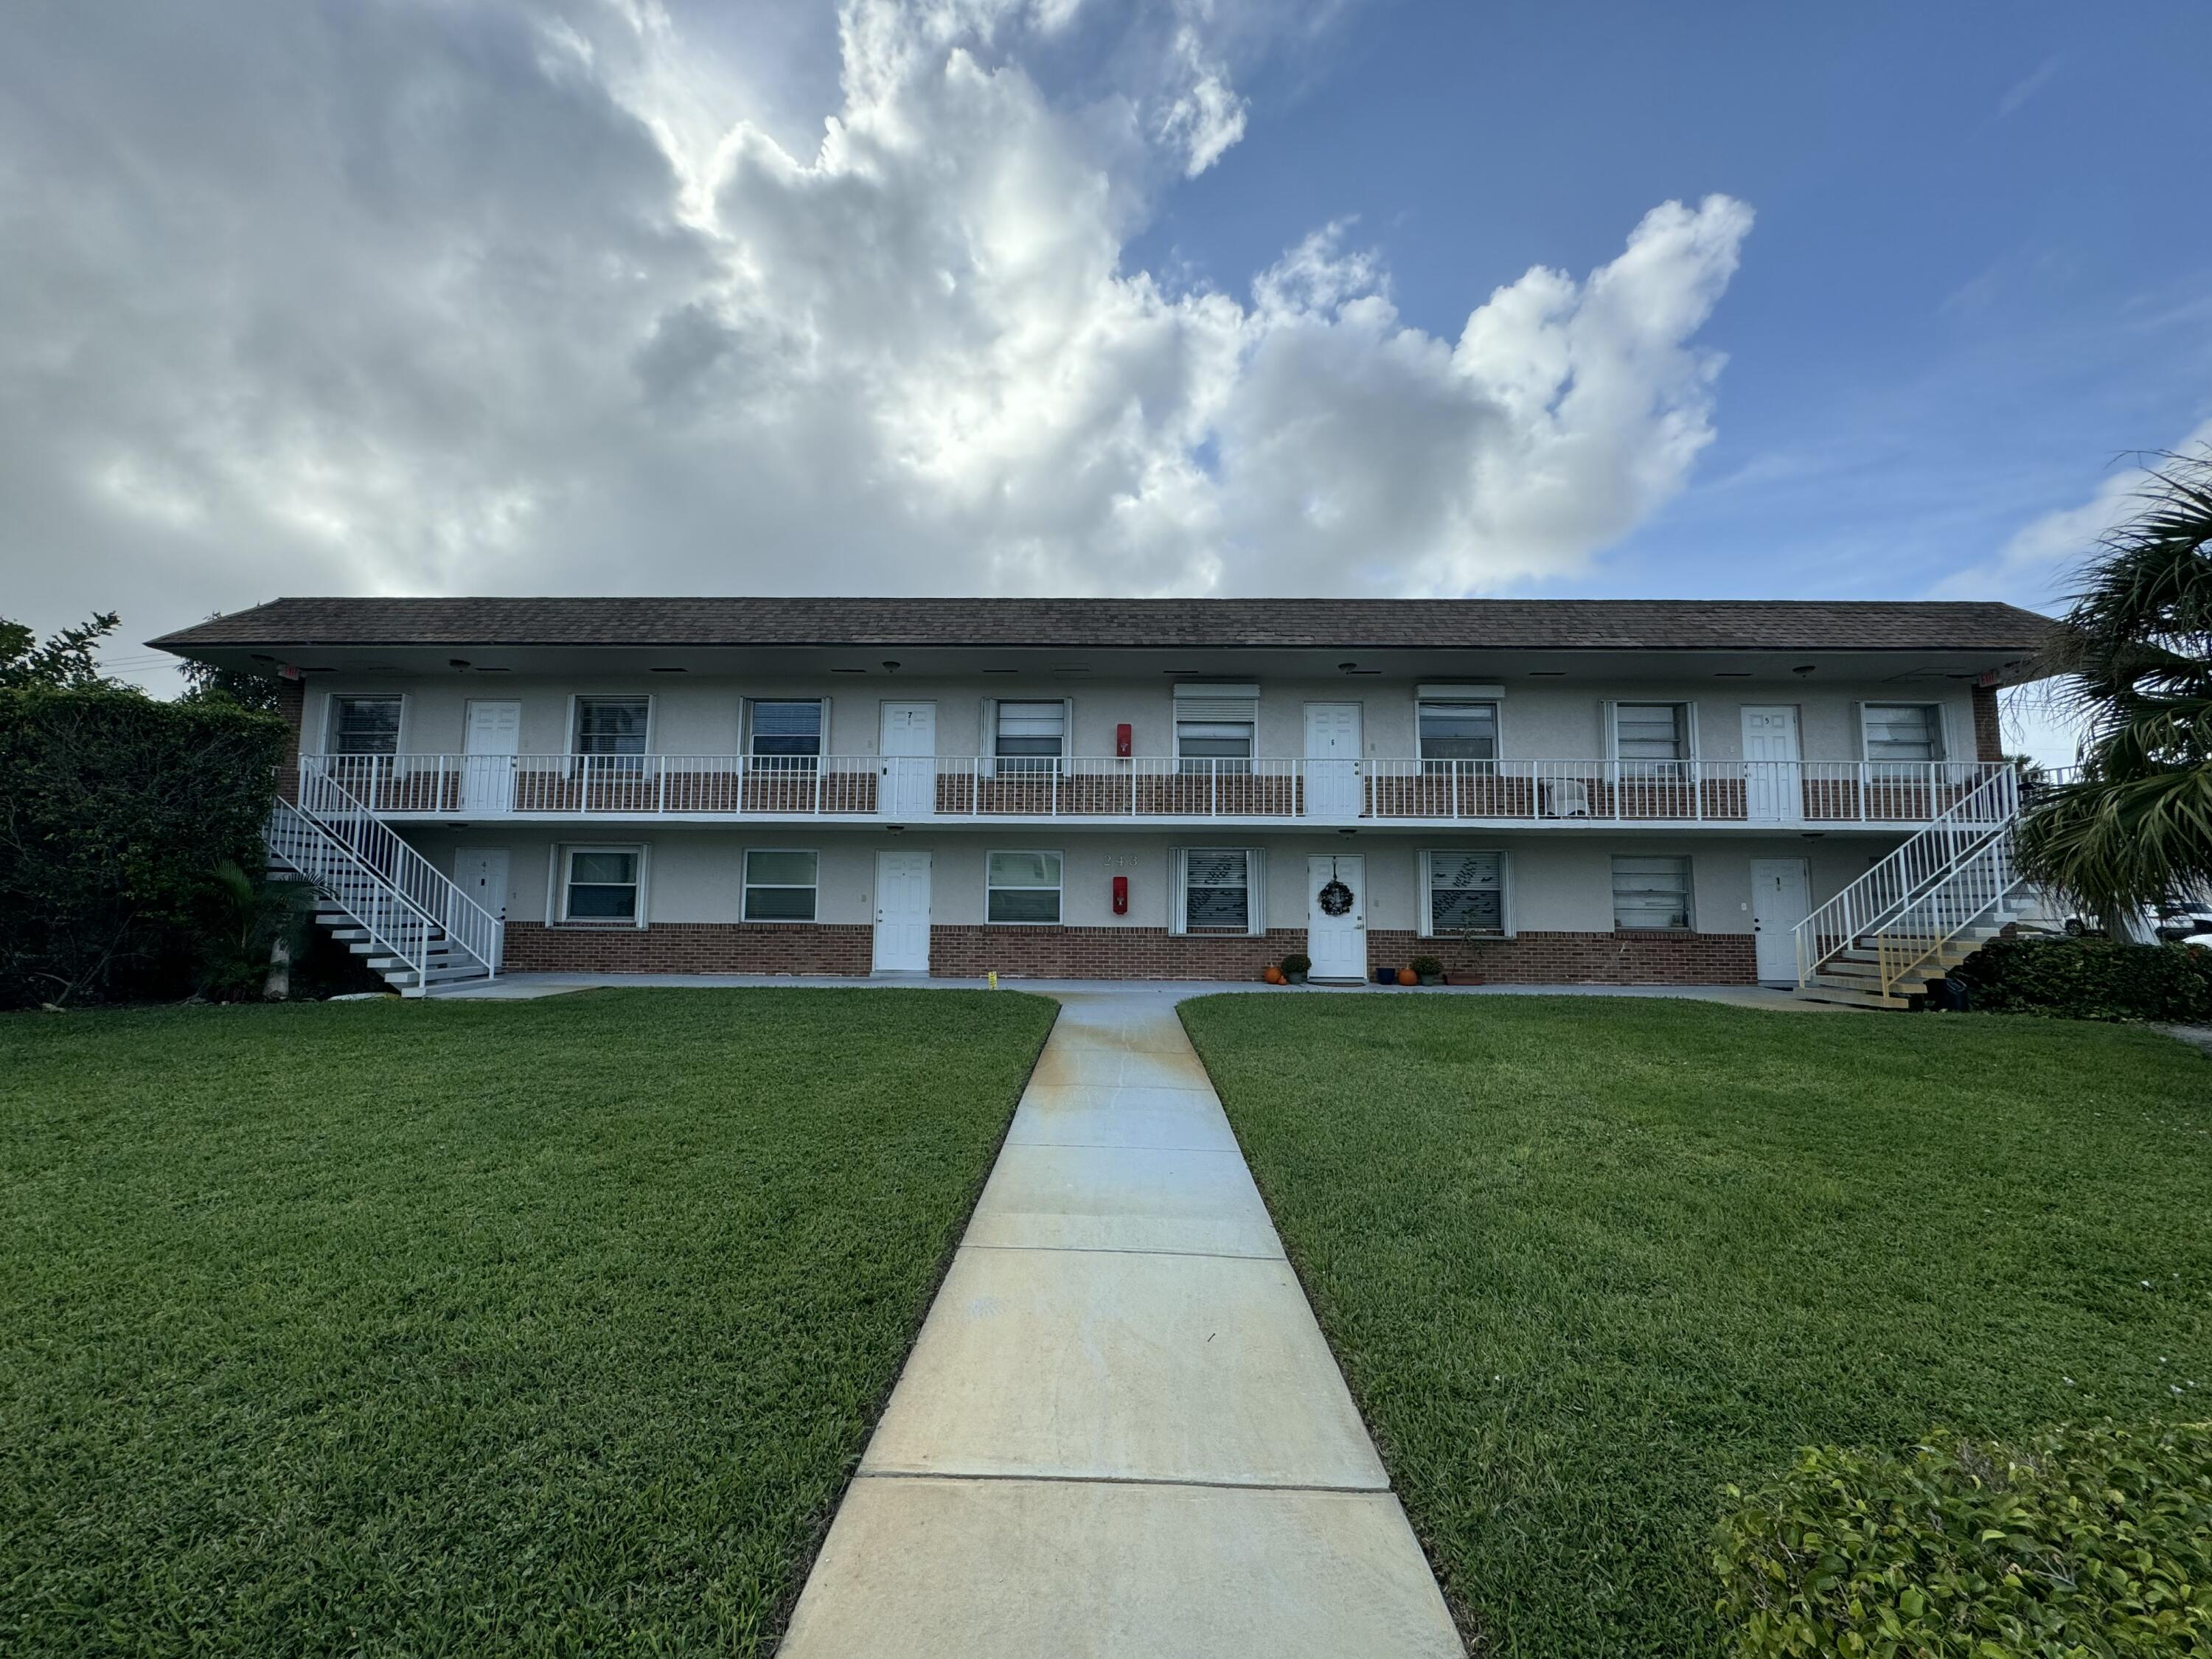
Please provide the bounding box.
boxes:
[777,989,1464,1658]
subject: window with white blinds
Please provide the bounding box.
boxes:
[1861,703,1945,762]
[1611,855,1693,931]
[1172,686,1258,774]
[995,702,1066,771]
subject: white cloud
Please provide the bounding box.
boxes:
[0,0,1753,681]
[1935,418,2212,608]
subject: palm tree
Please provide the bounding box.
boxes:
[2017,447,2212,928]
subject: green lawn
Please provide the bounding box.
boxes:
[0,988,1055,1657]
[1178,995,2212,1659]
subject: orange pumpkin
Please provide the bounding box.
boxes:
[1262,964,1284,984]
[1396,966,1418,987]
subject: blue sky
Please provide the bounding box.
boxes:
[1135,0,2212,610]
[3,0,2206,740]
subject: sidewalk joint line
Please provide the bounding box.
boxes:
[853,1469,1390,1496]
[957,1241,1285,1262]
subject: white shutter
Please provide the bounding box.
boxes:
[1600,699,1618,761]
[1417,849,1433,939]
[1062,698,1075,768]
[1852,701,1868,762]
[1245,848,1266,937]
[1683,701,1700,762]
[1500,850,1514,938]
[816,695,832,760]
[1169,847,1188,935]
[978,698,996,779]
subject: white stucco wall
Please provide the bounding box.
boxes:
[307,674,1978,768]
[400,824,1902,939]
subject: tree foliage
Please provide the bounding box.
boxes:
[2017,448,2212,920]
[0,611,130,692]
[0,688,289,1007]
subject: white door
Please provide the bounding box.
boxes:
[1750,857,1811,983]
[1741,706,1802,824]
[873,849,933,973]
[462,700,521,814]
[1306,854,1366,981]
[1304,703,1363,821]
[453,846,509,970]
[879,703,936,819]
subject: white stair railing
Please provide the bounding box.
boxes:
[273,768,501,987]
[1870,832,2020,998]
[1795,766,2023,987]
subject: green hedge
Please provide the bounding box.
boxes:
[1952,936,2212,1023]
[0,687,288,1008]
[1716,1423,2212,1658]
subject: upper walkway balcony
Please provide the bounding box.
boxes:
[303,754,2017,831]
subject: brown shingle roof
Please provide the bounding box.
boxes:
[149,596,2057,654]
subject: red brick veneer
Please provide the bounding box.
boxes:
[1971,683,2003,762]
[930,925,1756,984]
[504,921,874,975]
[497,921,1756,983]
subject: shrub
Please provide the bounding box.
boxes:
[1410,953,1444,978]
[1953,934,2212,1023]
[1280,953,1312,976]
[0,687,288,1007]
[1715,1422,2212,1658]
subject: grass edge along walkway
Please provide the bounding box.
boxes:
[1178,992,2212,1658]
[1,987,1059,1658]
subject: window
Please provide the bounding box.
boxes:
[742,849,818,921]
[994,702,1066,773]
[987,850,1062,924]
[562,846,642,922]
[1425,851,1506,936]
[1613,703,1691,763]
[327,695,402,755]
[573,696,650,756]
[1417,701,1498,768]
[1863,703,1945,763]
[1182,849,1252,933]
[748,700,824,761]
[1611,855,1692,931]
[1172,686,1259,775]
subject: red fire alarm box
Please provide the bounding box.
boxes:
[1116,723,1133,759]
[1112,875,1129,915]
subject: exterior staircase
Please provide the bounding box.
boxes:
[264,769,501,998]
[1793,768,2026,1009]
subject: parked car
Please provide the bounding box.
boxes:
[2154,900,2212,942]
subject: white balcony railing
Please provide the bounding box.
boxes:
[301,753,2014,828]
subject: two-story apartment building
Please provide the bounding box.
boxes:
[150,597,2052,991]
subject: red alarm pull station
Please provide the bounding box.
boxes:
[1116,723,1133,759]
[1111,875,1130,915]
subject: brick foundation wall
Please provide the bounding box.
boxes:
[1368,929,1756,984]
[504,920,874,975]
[934,925,1757,984]
[1971,683,2003,762]
[497,920,1758,984]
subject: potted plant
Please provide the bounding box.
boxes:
[1411,954,1444,987]
[1280,953,1310,986]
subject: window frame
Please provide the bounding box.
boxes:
[1859,701,1948,765]
[1415,699,1501,771]
[568,694,654,770]
[555,843,648,928]
[1173,717,1256,773]
[985,849,1065,926]
[1420,849,1512,939]
[1173,846,1264,936]
[323,692,405,757]
[1610,853,1694,933]
[745,698,827,767]
[992,700,1070,776]
[1608,700,1697,774]
[742,847,820,923]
